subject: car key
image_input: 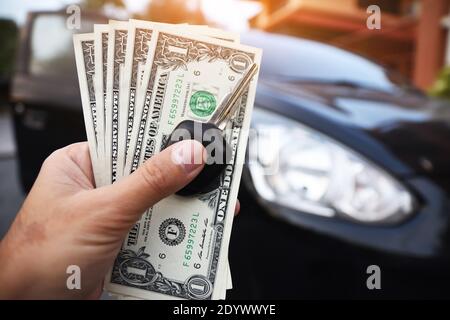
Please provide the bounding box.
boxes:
[164,63,258,196]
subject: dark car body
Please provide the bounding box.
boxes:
[238,32,450,255]
[229,32,450,299]
[0,18,18,108]
[10,12,450,298]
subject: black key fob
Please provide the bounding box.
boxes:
[164,120,232,196]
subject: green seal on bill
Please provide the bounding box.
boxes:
[189,91,217,117]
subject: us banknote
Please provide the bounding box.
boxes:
[104,20,129,183]
[104,28,261,300]
[116,20,190,178]
[93,24,110,186]
[117,20,239,296]
[121,20,239,177]
[118,21,239,295]
[73,33,103,186]
[75,21,261,300]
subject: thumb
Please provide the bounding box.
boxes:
[102,139,205,217]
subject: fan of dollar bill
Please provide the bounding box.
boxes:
[73,19,262,300]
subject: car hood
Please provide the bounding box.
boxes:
[260,80,450,179]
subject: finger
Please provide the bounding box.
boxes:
[234,199,240,216]
[103,140,205,217]
[65,142,95,185]
[41,142,95,190]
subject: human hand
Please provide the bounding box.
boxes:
[0,141,239,299]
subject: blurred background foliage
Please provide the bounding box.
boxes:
[430,67,450,100]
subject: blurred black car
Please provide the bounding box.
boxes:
[0,18,18,105]
[10,11,450,299]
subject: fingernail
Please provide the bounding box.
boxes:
[171,140,205,173]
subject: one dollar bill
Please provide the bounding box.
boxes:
[73,33,103,186]
[105,29,261,300]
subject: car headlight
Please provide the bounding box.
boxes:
[248,108,416,225]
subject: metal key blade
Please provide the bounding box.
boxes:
[209,63,258,130]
